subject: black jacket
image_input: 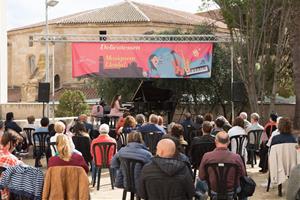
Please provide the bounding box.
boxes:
[139,157,195,200]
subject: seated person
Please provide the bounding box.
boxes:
[198,132,246,199]
[211,116,225,137]
[138,139,195,200]
[111,131,152,191]
[191,121,215,146]
[0,130,24,199]
[138,114,166,135]
[72,121,90,139]
[0,121,4,140]
[23,115,36,130]
[35,117,50,133]
[118,116,137,135]
[48,134,88,174]
[78,114,93,134]
[50,121,80,156]
[90,124,116,166]
[193,115,204,136]
[170,123,188,153]
[180,112,194,140]
[109,95,124,117]
[135,114,146,129]
[270,117,297,146]
[116,112,131,133]
[287,136,300,200]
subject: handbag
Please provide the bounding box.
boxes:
[239,175,256,198]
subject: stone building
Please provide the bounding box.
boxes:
[7,1,227,102]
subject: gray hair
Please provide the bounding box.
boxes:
[251,113,260,121]
[239,112,248,120]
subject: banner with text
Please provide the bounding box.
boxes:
[72,42,213,78]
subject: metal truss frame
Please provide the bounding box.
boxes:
[30,34,231,43]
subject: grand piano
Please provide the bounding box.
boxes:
[128,81,177,124]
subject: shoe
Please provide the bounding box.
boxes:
[259,169,268,173]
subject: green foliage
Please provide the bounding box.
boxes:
[56,90,89,117]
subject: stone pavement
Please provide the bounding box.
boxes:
[22,155,286,200]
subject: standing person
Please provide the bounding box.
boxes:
[110,95,124,117]
[138,139,195,200]
[181,112,194,141]
[0,130,24,200]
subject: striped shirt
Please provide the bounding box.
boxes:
[0,165,44,200]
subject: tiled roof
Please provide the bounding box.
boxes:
[9,1,227,32]
[51,87,99,101]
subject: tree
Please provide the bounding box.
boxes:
[202,0,293,114]
[290,1,300,128]
[56,90,89,117]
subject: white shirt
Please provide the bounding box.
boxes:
[266,129,280,147]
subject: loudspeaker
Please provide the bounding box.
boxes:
[99,30,107,41]
[232,81,247,102]
[38,82,50,102]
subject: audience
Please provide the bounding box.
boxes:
[181,112,194,141]
[228,117,248,163]
[78,114,93,134]
[118,115,137,135]
[138,114,166,135]
[23,115,36,130]
[191,121,214,146]
[239,112,251,129]
[246,113,264,133]
[35,117,50,133]
[0,121,4,139]
[259,113,278,173]
[116,112,131,133]
[48,134,88,173]
[199,131,246,198]
[111,131,152,192]
[286,136,300,200]
[135,114,146,129]
[193,115,204,136]
[211,116,225,137]
[270,117,297,146]
[4,112,22,134]
[139,139,195,200]
[90,124,116,167]
[170,123,188,150]
[72,121,90,138]
[50,121,79,156]
[0,130,24,199]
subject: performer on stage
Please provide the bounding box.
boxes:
[109,95,124,117]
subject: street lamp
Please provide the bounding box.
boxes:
[45,0,59,117]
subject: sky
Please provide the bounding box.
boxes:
[6,0,218,29]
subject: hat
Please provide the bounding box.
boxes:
[99,124,109,134]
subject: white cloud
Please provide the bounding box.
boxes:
[6,0,211,29]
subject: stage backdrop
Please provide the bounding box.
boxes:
[72,42,213,78]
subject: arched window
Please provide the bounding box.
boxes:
[54,74,60,89]
[28,55,36,74]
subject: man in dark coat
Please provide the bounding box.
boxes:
[139,138,195,200]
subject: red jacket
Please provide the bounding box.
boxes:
[90,134,116,166]
[48,153,89,174]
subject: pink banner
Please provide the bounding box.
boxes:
[72,42,213,78]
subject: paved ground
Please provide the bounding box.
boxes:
[22,153,286,200]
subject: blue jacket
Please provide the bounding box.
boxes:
[111,142,152,191]
[137,123,166,135]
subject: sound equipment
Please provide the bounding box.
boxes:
[38,82,50,103]
[232,81,247,102]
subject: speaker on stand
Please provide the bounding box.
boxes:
[38,82,50,117]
